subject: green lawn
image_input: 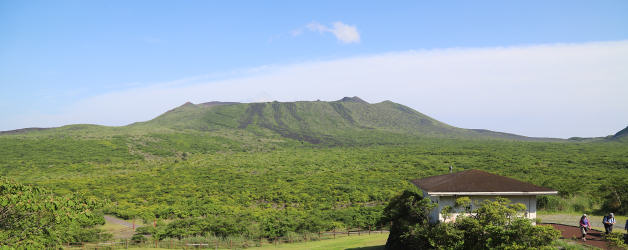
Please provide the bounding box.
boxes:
[252,234,388,250]
[124,234,389,250]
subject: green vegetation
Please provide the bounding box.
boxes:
[537,213,627,232]
[381,190,560,249]
[0,98,626,247]
[552,239,598,250]
[0,178,107,248]
[252,233,388,250]
[110,233,388,250]
[603,232,628,249]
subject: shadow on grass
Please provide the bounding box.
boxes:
[346,246,385,250]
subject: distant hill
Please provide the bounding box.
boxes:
[0,97,568,143]
[125,97,561,143]
[611,125,628,141]
[0,127,51,135]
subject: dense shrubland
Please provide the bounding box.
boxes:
[0,178,108,248]
[0,122,627,244]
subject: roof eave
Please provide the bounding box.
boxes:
[426,191,559,196]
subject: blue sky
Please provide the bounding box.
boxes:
[1,1,628,137]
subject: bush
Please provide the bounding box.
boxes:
[598,180,628,215]
[135,226,157,235]
[131,234,147,243]
[154,216,250,240]
[603,232,627,249]
[537,195,596,214]
[0,178,105,248]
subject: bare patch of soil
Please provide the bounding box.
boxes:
[542,223,623,249]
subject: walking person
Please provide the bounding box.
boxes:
[603,213,616,234]
[579,214,591,241]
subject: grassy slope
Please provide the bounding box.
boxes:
[0,98,575,181]
[0,98,576,174]
[2,98,618,144]
[7,98,556,142]
[126,98,465,145]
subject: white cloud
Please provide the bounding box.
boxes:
[297,21,361,44]
[4,41,628,138]
[306,22,328,33]
[328,22,361,44]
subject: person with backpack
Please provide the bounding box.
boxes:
[579,214,591,241]
[603,212,616,234]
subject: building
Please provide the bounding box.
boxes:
[411,169,558,224]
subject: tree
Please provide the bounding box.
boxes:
[379,190,435,249]
[461,198,559,249]
[598,179,628,215]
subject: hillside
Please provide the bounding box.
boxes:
[123,97,564,144]
[1,97,562,144]
[611,125,628,141]
[131,97,457,143]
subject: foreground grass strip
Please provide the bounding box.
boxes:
[126,234,388,250]
[251,234,388,250]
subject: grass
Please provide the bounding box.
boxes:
[97,221,130,239]
[252,234,388,250]
[120,232,597,250]
[553,239,599,250]
[538,213,627,232]
[98,215,144,239]
[122,233,389,250]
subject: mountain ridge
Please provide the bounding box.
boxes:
[611,125,628,141]
[1,97,622,143]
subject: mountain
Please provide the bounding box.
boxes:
[0,97,562,143]
[0,127,51,135]
[125,97,559,143]
[611,125,628,141]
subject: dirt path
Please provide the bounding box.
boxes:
[103,215,140,239]
[542,223,622,249]
[104,215,135,228]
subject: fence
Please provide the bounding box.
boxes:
[64,225,390,249]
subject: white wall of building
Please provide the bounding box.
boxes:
[423,191,537,224]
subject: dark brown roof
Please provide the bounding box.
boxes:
[411,169,556,193]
